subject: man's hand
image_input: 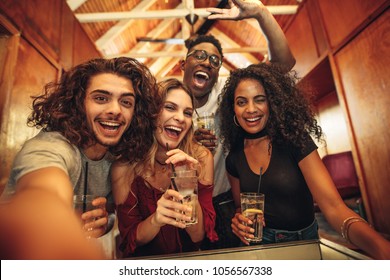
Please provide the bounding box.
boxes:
[207,0,265,21]
[81,196,108,238]
[194,128,218,153]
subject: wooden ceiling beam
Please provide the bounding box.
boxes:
[96,0,158,51]
[106,47,267,59]
[66,0,88,11]
[75,6,298,22]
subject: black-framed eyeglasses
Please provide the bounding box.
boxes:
[186,50,222,69]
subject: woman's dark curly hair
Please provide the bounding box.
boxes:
[217,63,324,153]
[28,57,161,162]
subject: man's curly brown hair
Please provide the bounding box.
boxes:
[217,63,324,153]
[28,57,161,162]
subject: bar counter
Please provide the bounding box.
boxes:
[127,238,371,260]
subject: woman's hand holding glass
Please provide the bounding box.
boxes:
[232,210,266,245]
[231,212,255,245]
[154,150,199,228]
[152,189,193,229]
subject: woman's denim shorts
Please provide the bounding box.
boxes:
[261,219,319,245]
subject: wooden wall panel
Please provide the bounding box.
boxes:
[316,91,351,157]
[317,0,387,50]
[285,3,319,78]
[0,36,10,135]
[306,0,328,56]
[0,0,62,62]
[334,11,390,234]
[0,38,57,193]
[60,0,75,71]
[72,20,102,65]
[0,0,101,69]
[0,33,19,191]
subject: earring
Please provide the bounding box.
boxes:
[233,115,240,127]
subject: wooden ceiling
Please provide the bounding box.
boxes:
[68,0,302,80]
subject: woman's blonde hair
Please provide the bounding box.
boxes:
[127,78,209,185]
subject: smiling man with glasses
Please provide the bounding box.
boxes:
[179,0,296,250]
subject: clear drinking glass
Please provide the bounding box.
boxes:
[171,169,198,226]
[240,192,265,243]
[196,112,215,134]
[73,194,96,238]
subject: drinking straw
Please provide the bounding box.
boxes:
[257,167,263,194]
[166,143,179,192]
[83,161,89,212]
[194,109,200,118]
[252,166,263,240]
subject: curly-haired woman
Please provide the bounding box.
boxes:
[217,63,390,259]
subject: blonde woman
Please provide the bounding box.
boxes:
[112,79,217,257]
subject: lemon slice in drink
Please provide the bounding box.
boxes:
[197,121,205,129]
[242,208,263,216]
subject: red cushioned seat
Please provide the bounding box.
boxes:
[322,151,360,199]
[314,151,364,218]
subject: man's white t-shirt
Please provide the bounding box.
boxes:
[193,77,231,197]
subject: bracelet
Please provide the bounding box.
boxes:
[341,216,369,243]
